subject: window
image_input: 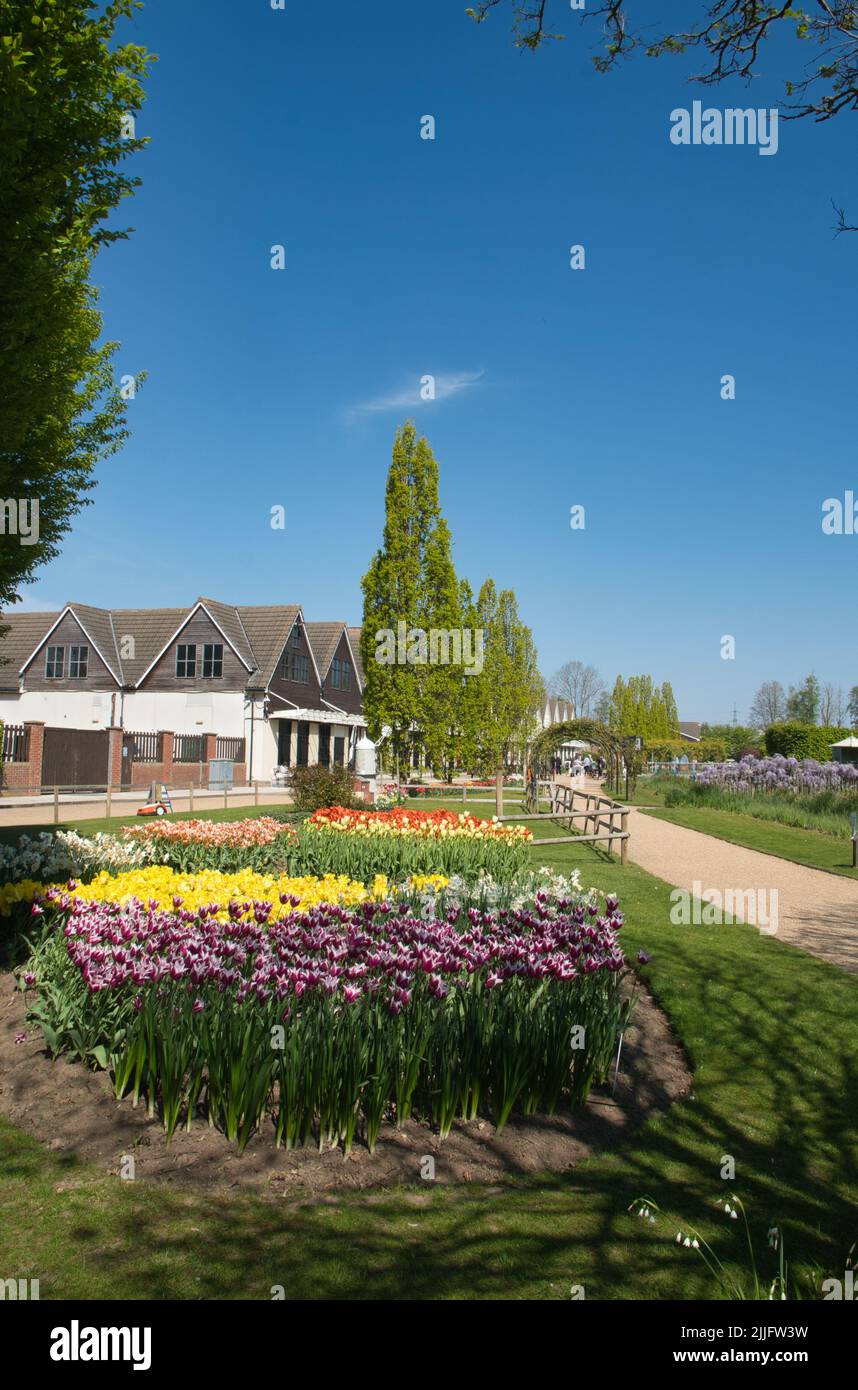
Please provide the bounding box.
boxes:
[176,644,196,677]
[291,625,302,649]
[202,643,223,678]
[318,724,331,767]
[330,658,352,691]
[277,720,292,767]
[69,645,88,678]
[280,651,309,683]
[45,645,64,679]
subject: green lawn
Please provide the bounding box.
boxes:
[647,806,858,879]
[1,799,857,1299]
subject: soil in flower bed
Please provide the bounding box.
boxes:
[0,972,690,1192]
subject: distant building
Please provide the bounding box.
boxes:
[0,598,365,786]
[678,721,701,743]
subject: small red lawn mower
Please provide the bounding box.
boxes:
[136,781,174,817]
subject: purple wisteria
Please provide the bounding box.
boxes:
[694,755,858,795]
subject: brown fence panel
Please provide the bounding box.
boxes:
[41,727,109,791]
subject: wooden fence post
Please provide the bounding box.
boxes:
[620,809,629,865]
[254,780,259,807]
[188,784,193,814]
[53,786,59,824]
[495,769,503,819]
[106,784,112,820]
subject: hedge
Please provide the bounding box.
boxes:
[763,723,852,761]
[646,738,727,763]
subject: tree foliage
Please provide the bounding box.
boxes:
[786,673,821,724]
[473,579,544,774]
[0,0,153,609]
[605,673,680,740]
[467,1,858,120]
[360,423,543,776]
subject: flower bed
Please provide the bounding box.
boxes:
[299,806,532,882]
[0,829,153,887]
[122,817,297,873]
[7,866,408,921]
[22,880,628,1153]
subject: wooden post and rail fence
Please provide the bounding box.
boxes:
[510,777,630,862]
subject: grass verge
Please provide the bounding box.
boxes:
[1,799,856,1299]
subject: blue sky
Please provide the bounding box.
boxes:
[18,0,858,722]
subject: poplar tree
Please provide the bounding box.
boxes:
[421,516,464,778]
[360,422,460,771]
[607,674,680,739]
[473,581,544,776]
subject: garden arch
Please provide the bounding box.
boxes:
[528,720,630,799]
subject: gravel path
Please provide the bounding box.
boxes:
[624,805,858,975]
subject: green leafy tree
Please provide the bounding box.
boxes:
[420,516,466,778]
[454,577,484,772]
[360,422,453,770]
[607,673,681,740]
[0,0,153,611]
[473,580,544,776]
[786,673,821,724]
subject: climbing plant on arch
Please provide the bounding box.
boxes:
[528,720,635,797]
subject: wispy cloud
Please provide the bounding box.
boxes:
[347,369,485,420]
[8,589,63,613]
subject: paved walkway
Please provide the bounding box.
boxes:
[624,804,858,975]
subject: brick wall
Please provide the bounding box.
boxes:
[0,721,44,791]
[1,722,248,793]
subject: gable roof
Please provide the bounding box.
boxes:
[16,604,123,684]
[235,605,302,686]
[0,610,59,689]
[347,627,365,689]
[1,600,354,694]
[110,607,198,685]
[305,622,347,684]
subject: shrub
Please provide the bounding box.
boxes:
[764,723,851,761]
[646,738,727,763]
[289,763,358,813]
